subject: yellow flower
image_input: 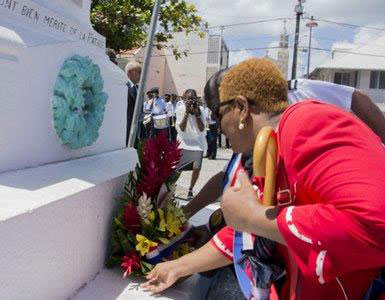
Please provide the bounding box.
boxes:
[166,211,181,238]
[147,211,156,222]
[158,209,166,232]
[135,234,158,256]
[179,243,190,256]
[171,250,180,260]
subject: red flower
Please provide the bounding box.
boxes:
[123,204,141,233]
[137,131,181,197]
[121,252,141,278]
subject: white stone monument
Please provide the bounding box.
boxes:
[0,0,138,298]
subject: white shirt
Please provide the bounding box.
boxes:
[288,79,354,110]
[165,101,177,117]
[204,107,217,125]
[176,103,207,152]
[143,97,166,116]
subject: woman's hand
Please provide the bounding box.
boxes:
[141,261,181,293]
[221,170,285,244]
[221,170,261,233]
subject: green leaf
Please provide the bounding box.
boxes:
[141,261,154,272]
[114,217,126,231]
[117,229,134,254]
[158,237,170,244]
[105,255,122,268]
[90,0,204,58]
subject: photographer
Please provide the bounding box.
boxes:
[176,89,207,200]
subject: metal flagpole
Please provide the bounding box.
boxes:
[128,0,162,147]
[291,0,304,80]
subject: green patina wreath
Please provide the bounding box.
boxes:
[52,55,108,149]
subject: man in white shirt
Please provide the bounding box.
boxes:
[166,94,178,142]
[176,89,207,200]
[143,87,167,137]
[204,105,219,160]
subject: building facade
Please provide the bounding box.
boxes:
[118,31,229,97]
[310,34,385,111]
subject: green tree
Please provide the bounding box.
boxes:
[91,0,206,58]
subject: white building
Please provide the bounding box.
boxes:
[310,34,385,111]
[276,22,290,79]
[118,31,229,96]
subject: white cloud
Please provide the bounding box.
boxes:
[188,0,385,78]
[229,48,254,66]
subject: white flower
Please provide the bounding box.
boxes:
[137,193,153,219]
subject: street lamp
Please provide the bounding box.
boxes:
[306,16,318,78]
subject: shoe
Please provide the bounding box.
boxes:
[187,190,193,200]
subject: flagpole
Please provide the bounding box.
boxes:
[128,0,162,147]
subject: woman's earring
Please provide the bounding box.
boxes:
[238,121,245,130]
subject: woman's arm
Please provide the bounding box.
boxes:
[141,241,231,293]
[183,171,224,218]
[221,171,286,245]
[351,90,385,144]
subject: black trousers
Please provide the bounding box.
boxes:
[206,124,218,159]
[169,117,177,142]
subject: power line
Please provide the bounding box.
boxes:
[133,46,283,59]
[208,17,293,29]
[226,34,289,42]
[310,47,385,58]
[312,18,385,32]
[199,12,285,20]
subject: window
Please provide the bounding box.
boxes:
[379,71,385,89]
[334,72,350,86]
[370,71,385,89]
[207,36,220,64]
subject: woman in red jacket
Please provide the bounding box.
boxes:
[142,58,385,299]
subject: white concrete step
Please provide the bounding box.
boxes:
[0,149,137,300]
[72,203,219,300]
[72,268,200,300]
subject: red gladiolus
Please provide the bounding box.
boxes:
[137,131,181,197]
[122,204,141,233]
[121,252,141,278]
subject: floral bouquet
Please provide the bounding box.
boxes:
[106,131,194,278]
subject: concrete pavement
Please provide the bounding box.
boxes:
[175,147,233,200]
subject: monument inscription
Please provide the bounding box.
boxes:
[0,0,105,49]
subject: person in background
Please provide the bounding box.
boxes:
[106,48,118,65]
[125,61,142,146]
[204,104,218,160]
[176,89,207,201]
[166,94,178,142]
[143,87,167,137]
[288,78,385,143]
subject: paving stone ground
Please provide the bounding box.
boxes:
[175,147,233,201]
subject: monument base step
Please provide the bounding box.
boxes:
[0,148,137,299]
[72,203,219,300]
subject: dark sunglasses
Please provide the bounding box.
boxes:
[214,98,255,122]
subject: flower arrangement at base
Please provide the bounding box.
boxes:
[106,131,194,277]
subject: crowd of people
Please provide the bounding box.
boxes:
[122,58,228,199]
[107,47,385,299]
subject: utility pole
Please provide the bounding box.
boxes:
[306,16,318,78]
[292,0,304,80]
[219,26,225,69]
[128,0,162,147]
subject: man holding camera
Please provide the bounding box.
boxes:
[176,89,207,200]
